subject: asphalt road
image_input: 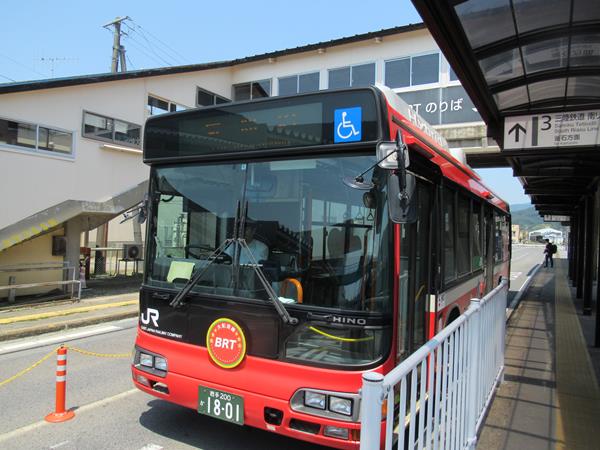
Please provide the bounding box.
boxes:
[0,245,543,449]
[0,320,327,450]
[507,244,545,304]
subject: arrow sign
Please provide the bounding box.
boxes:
[508,123,526,142]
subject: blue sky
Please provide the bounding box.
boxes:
[0,0,530,204]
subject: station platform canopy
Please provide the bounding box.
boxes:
[411,0,600,218]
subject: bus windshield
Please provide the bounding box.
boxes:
[147,154,392,314]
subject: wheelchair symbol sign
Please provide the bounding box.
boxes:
[334,107,362,143]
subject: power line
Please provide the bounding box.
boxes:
[122,34,170,67]
[127,19,188,64]
[0,51,48,78]
[0,73,16,82]
[122,23,177,66]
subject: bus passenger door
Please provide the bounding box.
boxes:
[398,179,433,361]
[484,205,495,294]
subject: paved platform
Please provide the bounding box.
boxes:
[0,292,138,341]
[478,257,600,450]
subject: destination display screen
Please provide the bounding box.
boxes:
[144,89,381,161]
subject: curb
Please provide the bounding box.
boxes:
[0,309,139,342]
[506,263,542,321]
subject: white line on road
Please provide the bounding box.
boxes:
[0,318,137,355]
[0,388,140,444]
[49,441,70,449]
[139,444,164,450]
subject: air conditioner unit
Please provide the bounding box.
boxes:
[123,244,143,260]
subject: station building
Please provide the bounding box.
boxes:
[0,22,499,298]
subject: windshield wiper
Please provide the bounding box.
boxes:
[169,238,299,326]
[235,238,298,326]
[169,238,234,308]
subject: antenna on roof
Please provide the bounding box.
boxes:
[39,57,78,78]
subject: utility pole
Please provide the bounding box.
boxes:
[103,16,129,73]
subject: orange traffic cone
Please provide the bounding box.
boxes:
[45,346,75,422]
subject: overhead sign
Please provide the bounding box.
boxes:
[543,215,570,222]
[504,110,600,150]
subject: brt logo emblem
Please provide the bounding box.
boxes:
[334,107,362,143]
[206,318,247,369]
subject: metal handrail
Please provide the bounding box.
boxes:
[0,263,81,302]
[360,280,508,450]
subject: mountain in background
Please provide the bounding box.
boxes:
[511,205,568,233]
[510,203,533,212]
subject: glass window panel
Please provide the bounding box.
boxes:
[38,127,72,154]
[570,35,600,67]
[197,89,215,106]
[278,75,298,96]
[114,120,141,147]
[522,38,569,75]
[449,65,459,81]
[233,83,251,101]
[215,95,230,104]
[513,0,570,34]
[494,85,528,110]
[567,76,600,98]
[252,79,271,98]
[84,113,113,140]
[443,188,456,283]
[351,63,375,87]
[472,202,482,270]
[147,96,170,115]
[441,85,481,124]
[528,78,566,103]
[13,121,36,149]
[573,0,600,22]
[397,88,442,125]
[478,48,524,85]
[455,0,515,48]
[456,196,470,276]
[174,104,187,112]
[329,67,351,89]
[385,58,410,88]
[298,72,319,93]
[412,54,439,85]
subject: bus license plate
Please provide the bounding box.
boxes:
[198,386,244,425]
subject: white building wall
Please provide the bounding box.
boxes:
[231,29,440,93]
[0,68,232,230]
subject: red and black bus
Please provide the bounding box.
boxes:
[132,85,510,449]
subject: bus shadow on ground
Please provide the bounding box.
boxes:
[139,399,329,449]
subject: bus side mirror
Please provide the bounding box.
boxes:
[379,132,417,223]
[388,170,417,223]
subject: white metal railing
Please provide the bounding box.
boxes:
[0,262,82,302]
[360,280,508,450]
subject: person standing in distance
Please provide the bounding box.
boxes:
[543,238,554,268]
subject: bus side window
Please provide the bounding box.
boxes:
[442,187,456,284]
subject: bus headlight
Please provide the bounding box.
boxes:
[140,353,154,367]
[134,347,168,377]
[154,356,168,372]
[329,396,353,416]
[291,389,360,422]
[304,391,326,410]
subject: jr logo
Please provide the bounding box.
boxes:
[141,308,159,327]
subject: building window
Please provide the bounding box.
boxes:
[196,88,230,107]
[385,53,440,88]
[449,65,459,81]
[0,117,73,156]
[233,80,271,101]
[83,111,141,148]
[278,72,320,96]
[147,95,187,116]
[328,63,375,89]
